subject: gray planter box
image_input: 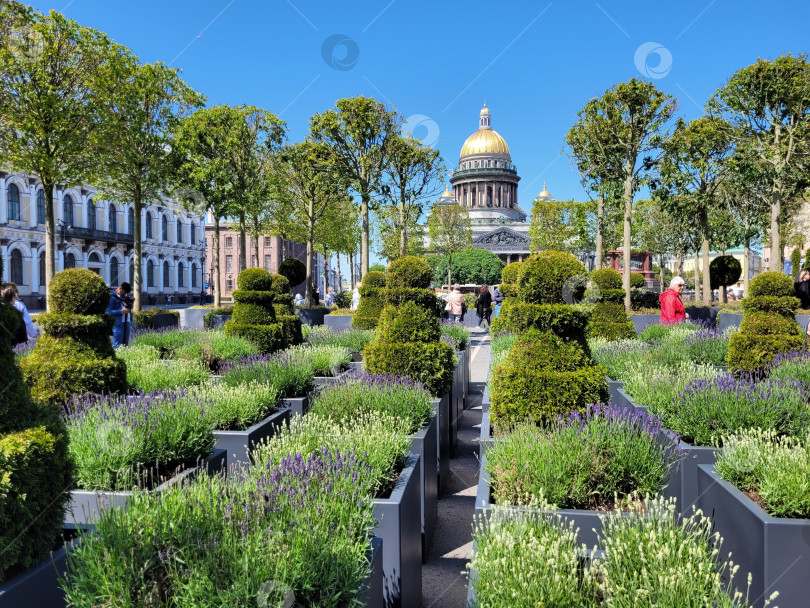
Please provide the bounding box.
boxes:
[358,537,384,608]
[450,351,465,457]
[179,308,211,329]
[462,342,471,409]
[281,395,310,417]
[324,314,353,331]
[0,541,74,606]
[431,394,450,492]
[313,367,355,388]
[208,314,231,329]
[481,383,491,413]
[65,448,226,529]
[697,465,810,608]
[150,313,179,330]
[684,306,720,326]
[373,452,422,608]
[295,308,326,326]
[718,311,743,333]
[213,408,290,468]
[630,313,660,334]
[410,415,438,562]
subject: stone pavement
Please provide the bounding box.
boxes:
[421,327,490,608]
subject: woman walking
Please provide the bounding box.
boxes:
[476,284,492,329]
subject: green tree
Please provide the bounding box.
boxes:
[791,247,802,275]
[710,54,810,271]
[529,197,592,254]
[657,116,735,305]
[580,79,677,310]
[430,248,504,285]
[375,204,425,261]
[0,4,133,303]
[428,203,472,287]
[633,198,682,293]
[310,96,401,278]
[93,61,203,311]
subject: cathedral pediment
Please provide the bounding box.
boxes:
[473,227,529,245]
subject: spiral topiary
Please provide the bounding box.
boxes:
[727,272,802,372]
[352,270,386,330]
[224,268,285,354]
[0,259,72,580]
[21,268,127,404]
[586,268,635,341]
[270,273,302,346]
[278,258,306,288]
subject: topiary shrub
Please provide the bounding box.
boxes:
[590,268,622,290]
[387,255,432,289]
[587,301,636,341]
[351,271,386,330]
[518,251,586,305]
[727,271,802,373]
[269,273,302,345]
[710,256,742,296]
[134,308,180,329]
[0,266,72,580]
[489,329,608,425]
[630,290,661,310]
[501,261,525,285]
[21,269,127,404]
[499,283,518,298]
[278,258,306,288]
[490,302,590,352]
[224,268,286,354]
[383,287,443,316]
[630,272,646,289]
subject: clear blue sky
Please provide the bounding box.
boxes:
[25,0,810,225]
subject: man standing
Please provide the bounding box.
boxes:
[108,282,133,348]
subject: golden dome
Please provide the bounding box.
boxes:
[538,182,552,199]
[442,185,453,197]
[459,104,511,159]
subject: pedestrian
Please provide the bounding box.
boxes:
[1,283,35,345]
[324,286,335,308]
[107,282,133,348]
[795,269,810,309]
[476,284,493,329]
[659,276,690,324]
[350,282,361,311]
[294,292,305,306]
[445,284,464,324]
[492,284,503,318]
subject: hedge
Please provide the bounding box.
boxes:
[230,302,276,326]
[224,322,286,354]
[727,334,804,373]
[739,311,801,336]
[232,290,276,308]
[499,283,518,298]
[383,287,443,316]
[630,273,646,289]
[363,341,456,397]
[134,308,180,329]
[501,261,525,284]
[387,256,432,289]
[741,295,800,316]
[375,303,441,344]
[352,274,386,330]
[587,321,636,341]
[277,314,304,347]
[518,251,586,305]
[590,268,622,290]
[490,302,590,350]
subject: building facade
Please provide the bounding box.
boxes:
[0,171,206,309]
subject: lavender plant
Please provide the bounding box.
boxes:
[305,325,376,353]
[770,349,810,386]
[486,404,683,509]
[62,448,377,607]
[64,390,215,491]
[186,381,279,431]
[119,344,210,392]
[221,352,314,398]
[683,326,733,366]
[440,321,471,351]
[620,360,723,418]
[283,344,352,377]
[591,339,651,380]
[310,373,433,434]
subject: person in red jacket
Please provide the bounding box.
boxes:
[659,276,690,324]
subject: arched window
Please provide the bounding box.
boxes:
[108,204,117,233]
[191,263,198,288]
[145,211,153,239]
[39,252,45,287]
[37,190,46,224]
[63,195,74,226]
[128,207,134,235]
[190,222,197,245]
[177,219,183,243]
[147,259,154,287]
[87,199,96,230]
[10,249,23,284]
[7,184,20,221]
[65,252,76,269]
[162,215,168,242]
[178,261,185,287]
[110,258,119,287]
[163,260,170,287]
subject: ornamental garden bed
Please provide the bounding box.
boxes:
[409,415,438,561]
[212,408,290,468]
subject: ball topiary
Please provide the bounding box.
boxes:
[269,273,291,296]
[501,261,525,285]
[278,258,306,288]
[710,256,742,291]
[48,268,110,315]
[629,273,646,289]
[387,256,432,289]
[361,270,386,289]
[237,268,273,292]
[590,268,622,290]
[518,250,586,305]
[748,271,794,298]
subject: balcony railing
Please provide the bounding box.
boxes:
[450,166,518,179]
[65,225,134,246]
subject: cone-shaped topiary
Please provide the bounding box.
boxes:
[225,268,285,354]
[587,268,635,341]
[0,257,72,579]
[727,271,802,372]
[352,270,386,330]
[270,273,302,346]
[21,269,127,404]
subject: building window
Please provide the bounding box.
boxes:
[191,263,198,288]
[226,236,233,248]
[108,203,117,233]
[227,279,233,290]
[10,249,23,284]
[37,190,46,224]
[87,199,96,230]
[264,254,271,271]
[178,262,184,287]
[163,260,170,287]
[190,222,197,245]
[39,252,45,287]
[88,251,101,265]
[251,255,256,268]
[225,255,233,272]
[176,220,183,243]
[162,215,168,241]
[146,211,153,239]
[63,194,74,226]
[147,259,154,287]
[110,259,119,287]
[264,236,271,247]
[7,184,21,221]
[128,207,134,235]
[65,252,76,269]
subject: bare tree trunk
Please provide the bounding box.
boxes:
[694,249,701,302]
[743,238,750,298]
[323,254,329,294]
[336,255,342,294]
[349,252,355,288]
[447,252,452,289]
[305,200,314,307]
[253,231,260,268]
[702,234,711,306]
[213,220,222,308]
[44,183,56,312]
[595,190,604,271]
[133,189,143,312]
[361,191,370,278]
[238,213,247,272]
[622,169,633,312]
[770,188,781,273]
[675,252,683,277]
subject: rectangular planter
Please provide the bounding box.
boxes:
[358,537,384,608]
[207,314,231,329]
[373,452,422,608]
[718,311,743,333]
[281,395,310,417]
[0,541,73,606]
[462,342,471,410]
[449,352,464,457]
[324,314,353,331]
[178,307,211,329]
[630,313,660,334]
[213,408,290,468]
[295,308,326,326]
[313,367,355,388]
[697,465,810,608]
[430,394,450,492]
[481,383,491,413]
[65,448,226,529]
[409,415,438,562]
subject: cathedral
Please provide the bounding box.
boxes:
[432,104,551,264]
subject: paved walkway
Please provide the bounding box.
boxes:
[421,328,490,608]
